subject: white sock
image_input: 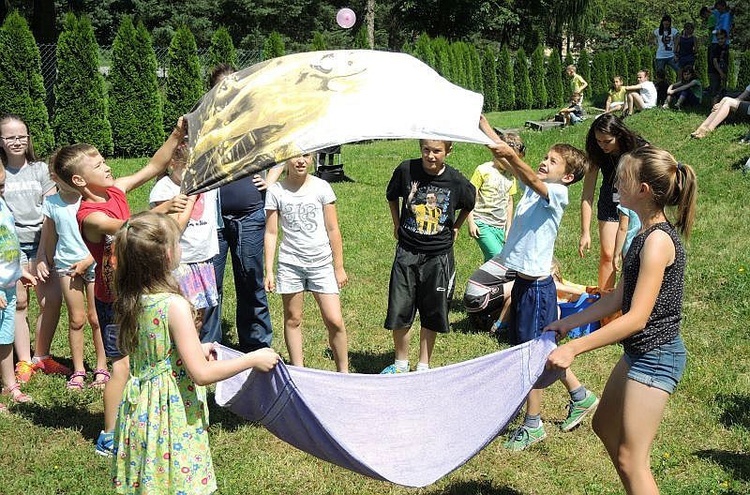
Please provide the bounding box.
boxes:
[416,362,429,372]
[394,359,409,372]
[31,355,48,364]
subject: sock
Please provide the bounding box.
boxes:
[415,362,429,372]
[570,386,587,403]
[523,413,541,429]
[394,359,409,372]
[31,355,48,364]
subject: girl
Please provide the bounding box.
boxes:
[36,168,108,390]
[653,15,680,74]
[675,22,698,69]
[111,212,279,494]
[0,114,64,383]
[663,66,702,110]
[264,154,349,372]
[581,114,647,290]
[691,83,750,139]
[149,143,219,338]
[605,76,627,114]
[547,146,696,494]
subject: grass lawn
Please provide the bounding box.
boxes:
[1,108,749,494]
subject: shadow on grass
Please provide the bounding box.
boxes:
[715,393,750,430]
[694,449,750,482]
[349,349,393,374]
[427,480,523,495]
[17,401,102,442]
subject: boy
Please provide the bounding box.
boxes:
[557,92,585,126]
[479,117,598,451]
[381,140,475,373]
[708,29,729,104]
[566,65,588,98]
[52,120,188,456]
[623,70,657,116]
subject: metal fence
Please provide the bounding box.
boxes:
[37,43,262,110]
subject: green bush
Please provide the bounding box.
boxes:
[431,37,452,81]
[737,51,750,92]
[263,31,286,60]
[449,42,467,88]
[577,49,591,88]
[546,49,564,108]
[613,49,629,88]
[529,44,547,109]
[0,11,54,157]
[413,33,435,69]
[353,26,369,49]
[591,50,610,106]
[626,48,641,85]
[163,26,204,136]
[564,51,574,70]
[497,46,515,111]
[53,13,113,155]
[311,31,326,50]
[513,48,532,110]
[468,43,483,93]
[109,16,164,156]
[641,46,654,74]
[727,50,738,91]
[206,27,237,74]
[695,45,709,87]
[482,46,499,112]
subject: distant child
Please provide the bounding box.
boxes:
[467,130,522,262]
[480,116,598,451]
[613,205,641,275]
[605,76,627,114]
[546,147,696,494]
[708,29,729,104]
[36,168,108,390]
[623,70,658,115]
[111,211,280,494]
[663,65,703,110]
[654,69,670,107]
[675,22,698,69]
[149,142,219,339]
[556,92,585,126]
[264,154,349,372]
[653,14,680,74]
[566,65,588,98]
[381,139,475,373]
[52,119,189,456]
[0,166,36,409]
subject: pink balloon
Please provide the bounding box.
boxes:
[336,8,356,29]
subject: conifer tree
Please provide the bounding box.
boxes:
[206,27,237,73]
[450,42,467,88]
[694,46,709,87]
[497,46,515,111]
[546,49,564,108]
[737,51,750,92]
[468,43,483,93]
[514,48,532,110]
[613,49,629,88]
[577,49,591,88]
[163,26,203,136]
[353,26,369,49]
[311,32,326,50]
[482,46,499,112]
[626,48,641,84]
[53,13,113,154]
[413,33,435,69]
[529,44,547,109]
[727,50,738,90]
[564,51,574,69]
[263,31,286,60]
[591,51,609,106]
[431,37,452,81]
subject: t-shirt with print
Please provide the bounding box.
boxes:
[77,186,130,303]
[265,175,336,268]
[149,177,219,263]
[42,194,94,274]
[3,161,55,244]
[386,159,475,256]
[470,162,517,230]
[0,198,22,288]
[655,27,679,59]
[499,183,568,278]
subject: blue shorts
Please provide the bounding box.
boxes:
[19,242,39,266]
[625,335,687,394]
[508,275,557,345]
[276,262,339,294]
[0,287,17,345]
[95,298,121,358]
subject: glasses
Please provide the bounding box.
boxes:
[1,135,29,144]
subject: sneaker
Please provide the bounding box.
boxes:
[95,430,114,457]
[739,134,750,145]
[380,364,407,374]
[14,361,35,383]
[560,391,599,432]
[504,423,547,451]
[35,356,71,376]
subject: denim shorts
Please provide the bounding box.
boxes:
[276,262,339,295]
[95,298,122,358]
[625,335,687,394]
[19,242,39,266]
[0,287,17,344]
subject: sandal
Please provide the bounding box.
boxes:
[3,383,32,403]
[66,371,87,391]
[90,369,111,389]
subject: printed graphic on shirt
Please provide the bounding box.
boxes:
[282,202,319,233]
[405,181,450,236]
[661,33,674,51]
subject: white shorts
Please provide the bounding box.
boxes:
[276,262,339,294]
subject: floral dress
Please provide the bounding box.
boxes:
[112,293,216,494]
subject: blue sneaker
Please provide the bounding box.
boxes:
[95,430,114,457]
[380,364,407,374]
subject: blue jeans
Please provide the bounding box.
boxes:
[201,208,272,350]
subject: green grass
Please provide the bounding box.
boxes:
[1,108,749,494]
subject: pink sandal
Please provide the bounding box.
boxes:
[3,383,32,403]
[90,369,110,389]
[66,371,87,391]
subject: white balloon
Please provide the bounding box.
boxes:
[336,8,356,29]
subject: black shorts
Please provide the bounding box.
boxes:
[597,184,620,222]
[384,246,455,334]
[738,101,750,117]
[507,276,557,345]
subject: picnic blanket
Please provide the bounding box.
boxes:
[214,334,559,487]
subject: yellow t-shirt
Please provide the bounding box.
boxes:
[570,73,587,95]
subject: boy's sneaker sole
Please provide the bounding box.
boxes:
[561,393,599,432]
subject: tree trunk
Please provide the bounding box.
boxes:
[365,0,375,49]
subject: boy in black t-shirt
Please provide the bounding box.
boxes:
[381,140,475,373]
[709,29,729,104]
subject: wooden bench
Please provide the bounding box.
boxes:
[524,120,564,131]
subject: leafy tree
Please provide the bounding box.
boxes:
[109,16,163,156]
[0,11,54,156]
[482,46,499,112]
[163,26,203,136]
[514,48,532,110]
[546,49,564,108]
[263,31,286,60]
[577,49,591,88]
[529,44,547,109]
[497,45,515,111]
[626,48,641,85]
[206,27,237,73]
[413,33,436,69]
[53,13,112,155]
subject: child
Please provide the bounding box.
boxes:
[663,65,703,110]
[566,65,588,98]
[675,22,698,69]
[381,139,475,373]
[36,168,108,390]
[264,154,349,372]
[52,119,189,456]
[546,146,696,494]
[110,211,280,494]
[480,116,598,451]
[708,29,729,104]
[0,114,65,383]
[653,15,680,74]
[149,142,219,339]
[623,70,657,116]
[0,165,36,408]
[613,205,641,275]
[467,130,522,262]
[556,92,585,126]
[605,76,627,114]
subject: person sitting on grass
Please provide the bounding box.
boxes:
[556,92,585,126]
[605,76,627,115]
[663,65,702,110]
[623,70,658,116]
[691,83,750,139]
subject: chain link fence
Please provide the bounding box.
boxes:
[37,43,262,111]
